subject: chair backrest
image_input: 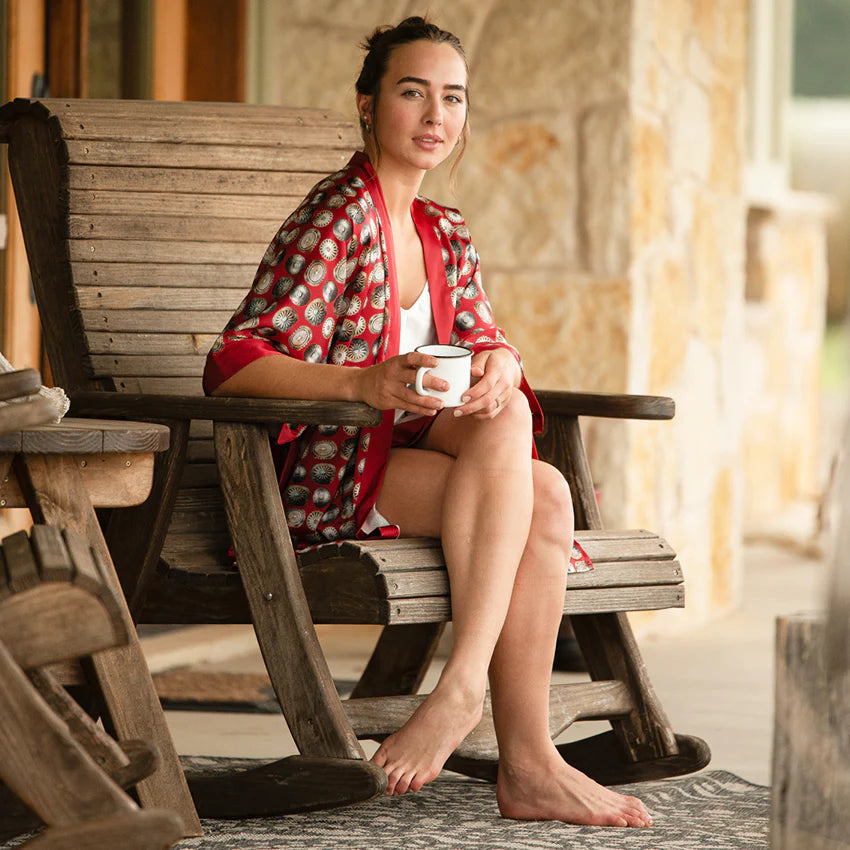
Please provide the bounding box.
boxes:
[0,99,361,596]
[0,98,360,397]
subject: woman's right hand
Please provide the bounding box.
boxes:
[356,351,447,416]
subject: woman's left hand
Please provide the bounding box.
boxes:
[453,348,521,419]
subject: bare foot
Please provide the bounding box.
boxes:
[371,683,484,795]
[497,749,652,828]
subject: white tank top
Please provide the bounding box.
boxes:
[395,282,437,424]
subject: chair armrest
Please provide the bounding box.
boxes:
[69,392,383,427]
[534,390,675,420]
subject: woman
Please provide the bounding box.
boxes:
[204,17,650,829]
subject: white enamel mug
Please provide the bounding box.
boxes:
[414,344,472,408]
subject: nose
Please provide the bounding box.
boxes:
[424,96,443,126]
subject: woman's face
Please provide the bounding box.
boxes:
[358,39,468,179]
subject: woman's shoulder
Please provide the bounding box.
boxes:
[413,196,472,242]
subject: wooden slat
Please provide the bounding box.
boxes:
[69,214,281,243]
[70,239,267,264]
[351,534,675,572]
[89,354,206,378]
[380,586,685,625]
[68,189,303,218]
[77,286,246,311]
[378,560,683,599]
[81,310,232,334]
[86,331,219,356]
[30,525,74,582]
[0,369,41,401]
[68,165,323,196]
[186,439,214,463]
[0,418,170,454]
[65,140,352,171]
[2,530,41,592]
[39,97,358,125]
[111,377,204,395]
[72,262,256,288]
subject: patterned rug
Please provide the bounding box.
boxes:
[173,766,769,850]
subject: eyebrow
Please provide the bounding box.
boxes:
[395,76,466,92]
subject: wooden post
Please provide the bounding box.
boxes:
[772,427,850,849]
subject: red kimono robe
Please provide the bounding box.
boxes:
[204,152,592,571]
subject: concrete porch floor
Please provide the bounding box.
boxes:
[147,531,827,788]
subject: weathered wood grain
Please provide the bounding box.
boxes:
[0,369,41,401]
[78,286,246,311]
[69,391,383,427]
[0,452,155,508]
[0,639,135,827]
[72,262,256,289]
[69,214,281,243]
[16,453,201,834]
[65,140,351,171]
[536,389,675,421]
[20,809,183,850]
[67,165,320,195]
[772,615,850,850]
[71,238,268,264]
[86,331,220,356]
[215,421,364,760]
[69,189,303,218]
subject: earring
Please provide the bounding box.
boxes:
[361,114,371,133]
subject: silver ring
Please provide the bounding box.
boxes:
[495,397,501,409]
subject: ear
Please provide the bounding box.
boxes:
[356,93,373,122]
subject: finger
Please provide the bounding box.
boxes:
[398,387,444,416]
[470,365,485,378]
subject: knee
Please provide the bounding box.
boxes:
[529,462,574,545]
[486,386,532,441]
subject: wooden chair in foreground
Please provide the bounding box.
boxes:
[0,370,182,849]
[0,98,710,818]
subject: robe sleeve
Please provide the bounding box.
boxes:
[202,180,368,432]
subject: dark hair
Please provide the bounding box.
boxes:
[356,16,470,184]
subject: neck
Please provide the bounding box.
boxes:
[367,154,425,224]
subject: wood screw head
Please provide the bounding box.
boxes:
[264,591,273,602]
[80,459,87,467]
[0,499,5,507]
[125,460,131,467]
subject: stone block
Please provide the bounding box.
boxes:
[631,119,671,247]
[483,271,631,394]
[472,0,629,118]
[648,253,690,391]
[455,117,580,269]
[579,100,631,275]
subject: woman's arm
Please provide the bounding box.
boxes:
[212,348,447,418]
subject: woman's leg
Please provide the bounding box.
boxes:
[486,464,650,827]
[371,390,650,826]
[371,388,535,795]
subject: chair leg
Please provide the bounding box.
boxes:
[351,623,445,699]
[21,810,183,850]
[203,422,386,817]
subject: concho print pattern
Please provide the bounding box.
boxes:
[204,154,590,571]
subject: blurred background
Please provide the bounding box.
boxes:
[0,0,848,635]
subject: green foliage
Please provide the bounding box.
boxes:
[794,0,850,97]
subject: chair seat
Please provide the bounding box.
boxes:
[141,528,683,625]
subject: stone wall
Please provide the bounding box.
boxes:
[743,194,832,530]
[249,0,749,630]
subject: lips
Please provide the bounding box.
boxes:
[414,135,443,144]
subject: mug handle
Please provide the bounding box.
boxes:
[415,365,433,397]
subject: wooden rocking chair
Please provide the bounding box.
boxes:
[0,370,182,849]
[0,98,710,818]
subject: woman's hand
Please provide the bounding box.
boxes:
[355,351,447,416]
[454,348,521,419]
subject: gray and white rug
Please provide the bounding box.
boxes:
[175,767,768,850]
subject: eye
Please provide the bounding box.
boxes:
[402,88,423,98]
[445,94,464,105]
